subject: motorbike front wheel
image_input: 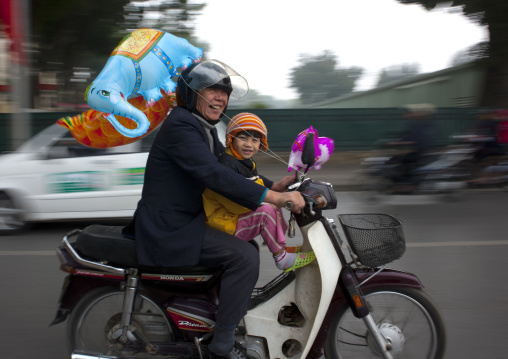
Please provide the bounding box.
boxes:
[325,287,446,359]
[67,287,174,356]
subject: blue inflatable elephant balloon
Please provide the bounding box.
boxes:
[85,29,203,138]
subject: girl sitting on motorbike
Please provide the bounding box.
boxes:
[203,112,315,272]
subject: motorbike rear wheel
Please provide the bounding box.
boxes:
[67,287,174,356]
[325,287,446,359]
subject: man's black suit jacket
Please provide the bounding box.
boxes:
[123,107,266,267]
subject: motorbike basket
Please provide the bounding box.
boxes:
[338,214,406,268]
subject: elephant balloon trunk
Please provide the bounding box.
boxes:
[107,100,150,138]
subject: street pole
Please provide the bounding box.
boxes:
[9,0,31,150]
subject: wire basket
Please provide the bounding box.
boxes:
[338,214,406,268]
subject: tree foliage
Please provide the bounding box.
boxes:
[32,0,131,73]
[126,0,207,53]
[376,63,421,87]
[30,0,205,105]
[397,0,508,107]
[289,51,363,105]
[451,42,487,66]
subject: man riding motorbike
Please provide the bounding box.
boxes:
[387,104,437,190]
[122,60,304,359]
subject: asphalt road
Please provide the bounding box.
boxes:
[1,190,507,359]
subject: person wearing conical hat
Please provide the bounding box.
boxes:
[203,112,315,272]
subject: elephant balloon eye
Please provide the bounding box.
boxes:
[100,90,110,97]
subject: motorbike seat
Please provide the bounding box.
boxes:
[73,224,220,275]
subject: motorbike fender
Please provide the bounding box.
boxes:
[51,243,126,326]
[243,220,342,359]
[307,268,423,359]
[357,268,423,290]
[50,273,124,326]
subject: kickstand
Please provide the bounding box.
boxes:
[194,332,214,359]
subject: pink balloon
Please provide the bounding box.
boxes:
[288,126,335,172]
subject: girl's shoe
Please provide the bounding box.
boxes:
[285,245,302,253]
[283,251,316,273]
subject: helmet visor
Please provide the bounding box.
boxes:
[186,59,248,100]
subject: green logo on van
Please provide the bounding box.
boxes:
[114,167,145,185]
[47,171,107,193]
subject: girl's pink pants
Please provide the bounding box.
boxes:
[234,203,288,254]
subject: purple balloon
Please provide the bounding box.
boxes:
[288,126,335,172]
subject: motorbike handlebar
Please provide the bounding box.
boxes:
[284,197,316,216]
[284,201,294,211]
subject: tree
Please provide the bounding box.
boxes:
[289,51,363,105]
[396,0,508,108]
[376,63,421,87]
[451,43,486,66]
[30,0,206,106]
[32,0,131,74]
[127,0,208,53]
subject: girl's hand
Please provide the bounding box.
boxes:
[271,175,296,192]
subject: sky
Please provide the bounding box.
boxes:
[193,0,488,100]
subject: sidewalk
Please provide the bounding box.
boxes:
[254,151,370,191]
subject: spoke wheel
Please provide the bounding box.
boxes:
[325,287,446,359]
[67,288,174,356]
[0,192,26,234]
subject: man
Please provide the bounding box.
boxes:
[123,60,304,359]
[388,104,436,187]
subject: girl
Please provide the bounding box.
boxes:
[203,112,314,272]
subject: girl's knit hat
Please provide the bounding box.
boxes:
[226,112,268,150]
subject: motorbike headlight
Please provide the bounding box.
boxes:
[300,180,337,210]
[313,194,328,209]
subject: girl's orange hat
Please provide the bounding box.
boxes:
[226,112,268,150]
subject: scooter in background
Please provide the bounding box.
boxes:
[452,134,508,189]
[362,139,470,199]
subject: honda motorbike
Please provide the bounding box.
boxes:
[51,133,446,359]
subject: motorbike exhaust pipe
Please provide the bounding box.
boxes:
[72,352,116,359]
[72,351,173,359]
[71,339,205,359]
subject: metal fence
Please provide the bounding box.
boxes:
[224,107,477,151]
[0,107,478,153]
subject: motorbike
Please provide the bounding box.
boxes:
[361,139,470,198]
[451,134,508,189]
[51,133,446,359]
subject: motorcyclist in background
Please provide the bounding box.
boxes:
[387,103,437,191]
[471,109,506,162]
[122,60,304,359]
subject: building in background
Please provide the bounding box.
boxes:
[311,62,485,109]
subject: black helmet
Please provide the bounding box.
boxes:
[177,60,248,116]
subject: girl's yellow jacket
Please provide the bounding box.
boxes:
[202,177,265,235]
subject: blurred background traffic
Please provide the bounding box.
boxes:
[1,2,508,358]
[1,0,508,230]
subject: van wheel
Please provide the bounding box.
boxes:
[0,192,26,234]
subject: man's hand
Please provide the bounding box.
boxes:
[264,190,305,213]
